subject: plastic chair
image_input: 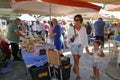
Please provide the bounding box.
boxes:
[108,40,120,67]
[46,49,63,80]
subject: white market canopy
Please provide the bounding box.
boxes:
[0,0,120,20]
[18,14,36,21]
[74,0,120,11]
[75,0,120,5]
[11,0,101,16]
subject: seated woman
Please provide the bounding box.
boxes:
[108,24,117,39]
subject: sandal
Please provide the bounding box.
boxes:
[76,76,80,80]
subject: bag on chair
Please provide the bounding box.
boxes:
[61,56,70,66]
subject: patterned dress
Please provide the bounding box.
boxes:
[92,48,103,69]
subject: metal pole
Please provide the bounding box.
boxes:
[49,3,52,22]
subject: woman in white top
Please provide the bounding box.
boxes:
[68,14,88,80]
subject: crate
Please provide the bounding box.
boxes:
[55,65,71,80]
[29,64,49,80]
[39,49,46,55]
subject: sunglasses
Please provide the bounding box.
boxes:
[74,19,80,21]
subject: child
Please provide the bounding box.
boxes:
[86,40,105,80]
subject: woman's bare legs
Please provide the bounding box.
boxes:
[73,54,81,80]
[64,40,69,48]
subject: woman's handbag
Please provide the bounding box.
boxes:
[70,38,75,42]
[70,26,76,43]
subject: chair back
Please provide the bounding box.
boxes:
[47,49,61,66]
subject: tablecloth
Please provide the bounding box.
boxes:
[21,50,48,67]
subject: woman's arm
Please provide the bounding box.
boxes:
[50,32,56,38]
[85,47,93,56]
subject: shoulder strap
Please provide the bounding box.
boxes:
[73,26,76,34]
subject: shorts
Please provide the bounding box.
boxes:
[70,43,83,55]
[93,62,102,69]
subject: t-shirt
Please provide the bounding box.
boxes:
[94,20,105,36]
[7,23,20,43]
[43,23,50,31]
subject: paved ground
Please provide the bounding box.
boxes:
[105,59,120,80]
[63,47,113,80]
[0,43,119,80]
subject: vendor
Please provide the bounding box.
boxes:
[7,18,25,61]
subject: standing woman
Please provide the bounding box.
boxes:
[68,14,88,80]
[48,21,54,45]
[51,18,64,55]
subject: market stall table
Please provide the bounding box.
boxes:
[21,50,48,80]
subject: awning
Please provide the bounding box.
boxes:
[73,0,120,5]
[10,0,101,16]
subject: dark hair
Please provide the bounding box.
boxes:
[74,14,83,23]
[14,18,21,24]
[98,17,103,20]
[49,21,53,26]
[15,18,21,21]
[93,40,102,46]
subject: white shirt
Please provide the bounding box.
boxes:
[67,26,88,47]
[92,48,102,63]
[37,23,44,31]
[31,24,37,31]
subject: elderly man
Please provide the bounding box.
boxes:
[7,18,25,61]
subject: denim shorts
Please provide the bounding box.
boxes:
[93,62,102,69]
[70,43,84,55]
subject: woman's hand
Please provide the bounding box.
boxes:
[72,34,78,38]
[86,47,93,56]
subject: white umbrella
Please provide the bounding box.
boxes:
[11,1,100,16]
[74,0,120,5]
[38,16,54,21]
[18,14,36,21]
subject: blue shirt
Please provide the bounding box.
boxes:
[94,20,105,36]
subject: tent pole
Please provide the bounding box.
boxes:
[49,3,52,23]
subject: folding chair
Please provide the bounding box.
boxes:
[46,49,63,80]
